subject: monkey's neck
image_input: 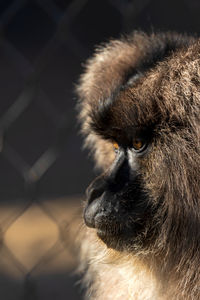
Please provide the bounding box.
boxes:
[80,229,200,300]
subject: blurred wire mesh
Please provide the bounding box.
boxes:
[0,0,200,299]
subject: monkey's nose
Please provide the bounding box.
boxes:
[107,151,130,191]
[84,191,113,229]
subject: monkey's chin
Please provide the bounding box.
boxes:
[96,226,136,251]
[96,229,123,250]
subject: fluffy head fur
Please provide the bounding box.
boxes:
[77,32,200,299]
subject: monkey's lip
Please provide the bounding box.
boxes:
[96,227,136,251]
[96,228,121,238]
[95,214,136,240]
[84,201,124,235]
[96,225,134,238]
[84,197,136,236]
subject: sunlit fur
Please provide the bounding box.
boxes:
[77,32,200,299]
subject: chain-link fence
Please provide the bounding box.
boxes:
[0,0,200,299]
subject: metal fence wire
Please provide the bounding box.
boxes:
[0,0,200,299]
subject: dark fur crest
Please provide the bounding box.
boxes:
[77,31,200,299]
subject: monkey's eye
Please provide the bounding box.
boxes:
[113,142,119,152]
[132,139,146,152]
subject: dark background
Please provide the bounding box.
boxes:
[0,0,200,299]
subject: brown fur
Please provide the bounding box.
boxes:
[77,32,200,299]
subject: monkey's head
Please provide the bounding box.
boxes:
[77,32,200,256]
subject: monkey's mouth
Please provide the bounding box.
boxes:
[84,195,128,232]
[84,197,141,240]
[96,224,139,251]
[96,225,134,238]
[83,190,153,252]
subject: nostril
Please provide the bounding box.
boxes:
[86,177,107,204]
[85,185,92,199]
[84,198,100,228]
[87,187,104,205]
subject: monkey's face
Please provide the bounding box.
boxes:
[79,32,200,253]
[82,89,160,251]
[84,136,154,250]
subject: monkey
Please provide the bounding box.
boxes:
[76,31,200,300]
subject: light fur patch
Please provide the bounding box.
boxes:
[79,228,160,300]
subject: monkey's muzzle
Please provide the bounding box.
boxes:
[83,190,135,239]
[84,191,119,231]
